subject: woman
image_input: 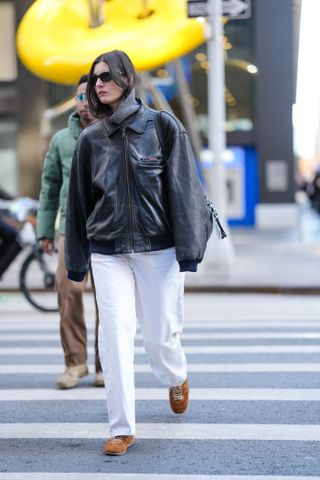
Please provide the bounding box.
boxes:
[65,50,213,456]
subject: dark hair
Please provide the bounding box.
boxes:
[78,74,89,86]
[86,50,140,118]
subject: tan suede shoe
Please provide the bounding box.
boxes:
[104,435,135,456]
[56,364,89,389]
[94,371,104,387]
[169,378,189,414]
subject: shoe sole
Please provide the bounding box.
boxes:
[94,381,105,387]
[105,440,135,456]
[171,407,188,414]
[56,382,77,389]
[56,370,89,389]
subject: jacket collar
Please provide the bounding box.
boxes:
[68,111,82,139]
[103,96,149,136]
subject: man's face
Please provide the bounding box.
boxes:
[75,82,94,126]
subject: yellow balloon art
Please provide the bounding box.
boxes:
[16,0,206,85]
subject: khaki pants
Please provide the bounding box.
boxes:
[56,236,101,372]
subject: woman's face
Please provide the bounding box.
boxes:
[93,61,125,111]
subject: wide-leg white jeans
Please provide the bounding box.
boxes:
[91,247,187,437]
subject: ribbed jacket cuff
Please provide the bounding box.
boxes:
[179,260,198,272]
[67,270,86,282]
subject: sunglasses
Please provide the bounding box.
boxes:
[75,92,87,102]
[90,71,113,85]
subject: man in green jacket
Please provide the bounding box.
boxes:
[37,74,103,389]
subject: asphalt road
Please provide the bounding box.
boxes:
[1,292,320,479]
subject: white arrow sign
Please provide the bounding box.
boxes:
[187,0,251,20]
[223,0,251,19]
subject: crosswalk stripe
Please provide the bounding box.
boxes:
[1,345,320,355]
[2,363,320,374]
[1,322,320,330]
[1,422,320,441]
[1,475,319,480]
[2,332,320,341]
[2,388,320,401]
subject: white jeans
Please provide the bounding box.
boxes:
[91,247,187,437]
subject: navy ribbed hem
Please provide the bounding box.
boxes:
[89,235,174,255]
[150,236,174,251]
[89,239,116,254]
[179,260,198,272]
[67,270,86,282]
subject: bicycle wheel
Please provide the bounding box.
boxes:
[19,247,59,312]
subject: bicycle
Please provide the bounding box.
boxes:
[0,198,59,312]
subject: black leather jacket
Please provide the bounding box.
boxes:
[65,97,212,281]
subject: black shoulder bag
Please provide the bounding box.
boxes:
[154,110,227,240]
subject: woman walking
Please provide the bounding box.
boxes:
[65,50,213,455]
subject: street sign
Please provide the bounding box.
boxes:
[223,0,251,19]
[187,1,208,17]
[187,0,251,20]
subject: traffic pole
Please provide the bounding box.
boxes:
[199,0,235,273]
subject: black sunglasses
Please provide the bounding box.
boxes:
[90,71,113,85]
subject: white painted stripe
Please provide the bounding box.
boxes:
[2,388,320,401]
[1,322,320,330]
[0,304,320,323]
[2,332,320,341]
[1,422,320,441]
[2,363,320,374]
[1,475,319,480]
[2,292,320,318]
[1,345,320,355]
[2,307,320,322]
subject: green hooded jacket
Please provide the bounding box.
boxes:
[37,111,81,239]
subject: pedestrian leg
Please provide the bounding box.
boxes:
[133,248,187,387]
[91,253,137,437]
[56,236,87,366]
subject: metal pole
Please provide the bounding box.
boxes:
[141,72,174,113]
[88,0,104,28]
[199,0,235,272]
[173,58,203,172]
[138,0,153,19]
[207,0,225,211]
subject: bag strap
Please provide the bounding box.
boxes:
[154,110,184,157]
[154,110,172,158]
[205,195,227,239]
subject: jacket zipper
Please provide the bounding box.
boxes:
[122,128,134,251]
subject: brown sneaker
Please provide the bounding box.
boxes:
[104,435,135,456]
[56,364,89,389]
[169,378,189,414]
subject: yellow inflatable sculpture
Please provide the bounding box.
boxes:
[16,0,206,85]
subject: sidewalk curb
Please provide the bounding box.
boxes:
[184,286,320,295]
[1,286,320,295]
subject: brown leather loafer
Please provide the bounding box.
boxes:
[169,378,189,414]
[104,435,135,456]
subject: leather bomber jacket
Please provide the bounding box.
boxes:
[65,99,213,281]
